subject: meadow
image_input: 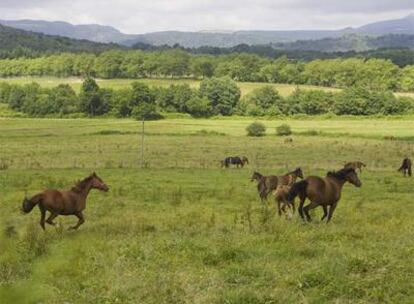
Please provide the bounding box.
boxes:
[1,117,414,303]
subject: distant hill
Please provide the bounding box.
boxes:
[272,34,414,52]
[0,19,131,44]
[1,14,413,48]
[355,13,414,35]
[0,24,120,54]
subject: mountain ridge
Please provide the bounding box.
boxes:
[1,14,413,47]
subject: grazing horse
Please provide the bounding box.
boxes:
[286,167,361,222]
[398,158,412,177]
[223,156,249,168]
[251,168,304,203]
[344,161,366,173]
[22,172,109,230]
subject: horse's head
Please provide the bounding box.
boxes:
[251,171,262,182]
[340,168,362,187]
[327,168,361,187]
[242,157,249,165]
[294,167,304,179]
[345,169,362,187]
[90,172,109,192]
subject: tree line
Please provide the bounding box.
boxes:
[1,77,413,118]
[0,50,412,92]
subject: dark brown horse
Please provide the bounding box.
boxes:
[286,167,361,222]
[222,156,249,168]
[344,161,366,173]
[22,172,109,230]
[398,158,412,177]
[251,168,304,203]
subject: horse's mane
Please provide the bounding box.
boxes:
[327,167,355,180]
[71,176,93,193]
[253,171,263,178]
[286,167,301,176]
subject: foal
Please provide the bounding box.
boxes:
[273,185,295,216]
[251,167,304,203]
[22,172,109,230]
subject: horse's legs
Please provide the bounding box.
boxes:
[303,201,319,222]
[39,207,46,230]
[277,199,282,216]
[298,196,306,219]
[321,205,328,221]
[69,212,85,230]
[46,212,59,226]
[327,202,338,223]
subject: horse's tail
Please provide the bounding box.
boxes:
[286,180,308,202]
[22,194,42,213]
[409,166,412,177]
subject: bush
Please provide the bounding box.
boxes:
[246,122,266,137]
[276,124,292,136]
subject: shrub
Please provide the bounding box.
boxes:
[246,122,266,137]
[276,124,292,136]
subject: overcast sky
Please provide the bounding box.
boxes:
[0,0,413,33]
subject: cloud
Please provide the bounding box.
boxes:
[0,0,413,33]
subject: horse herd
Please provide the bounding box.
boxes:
[223,156,411,222]
[22,157,412,230]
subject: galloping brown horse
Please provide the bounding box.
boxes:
[286,167,361,222]
[251,168,304,202]
[22,172,109,230]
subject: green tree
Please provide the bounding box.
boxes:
[190,56,215,78]
[199,77,241,116]
[185,96,212,117]
[239,86,283,116]
[399,66,414,92]
[79,77,105,116]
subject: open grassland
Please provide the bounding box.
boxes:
[1,76,414,98]
[1,117,414,303]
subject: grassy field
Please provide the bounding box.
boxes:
[1,117,414,303]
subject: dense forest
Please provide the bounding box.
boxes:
[1,77,413,118]
[132,43,414,67]
[0,24,121,58]
[0,50,413,92]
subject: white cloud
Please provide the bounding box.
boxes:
[0,0,413,33]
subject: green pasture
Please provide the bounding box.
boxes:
[1,117,414,303]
